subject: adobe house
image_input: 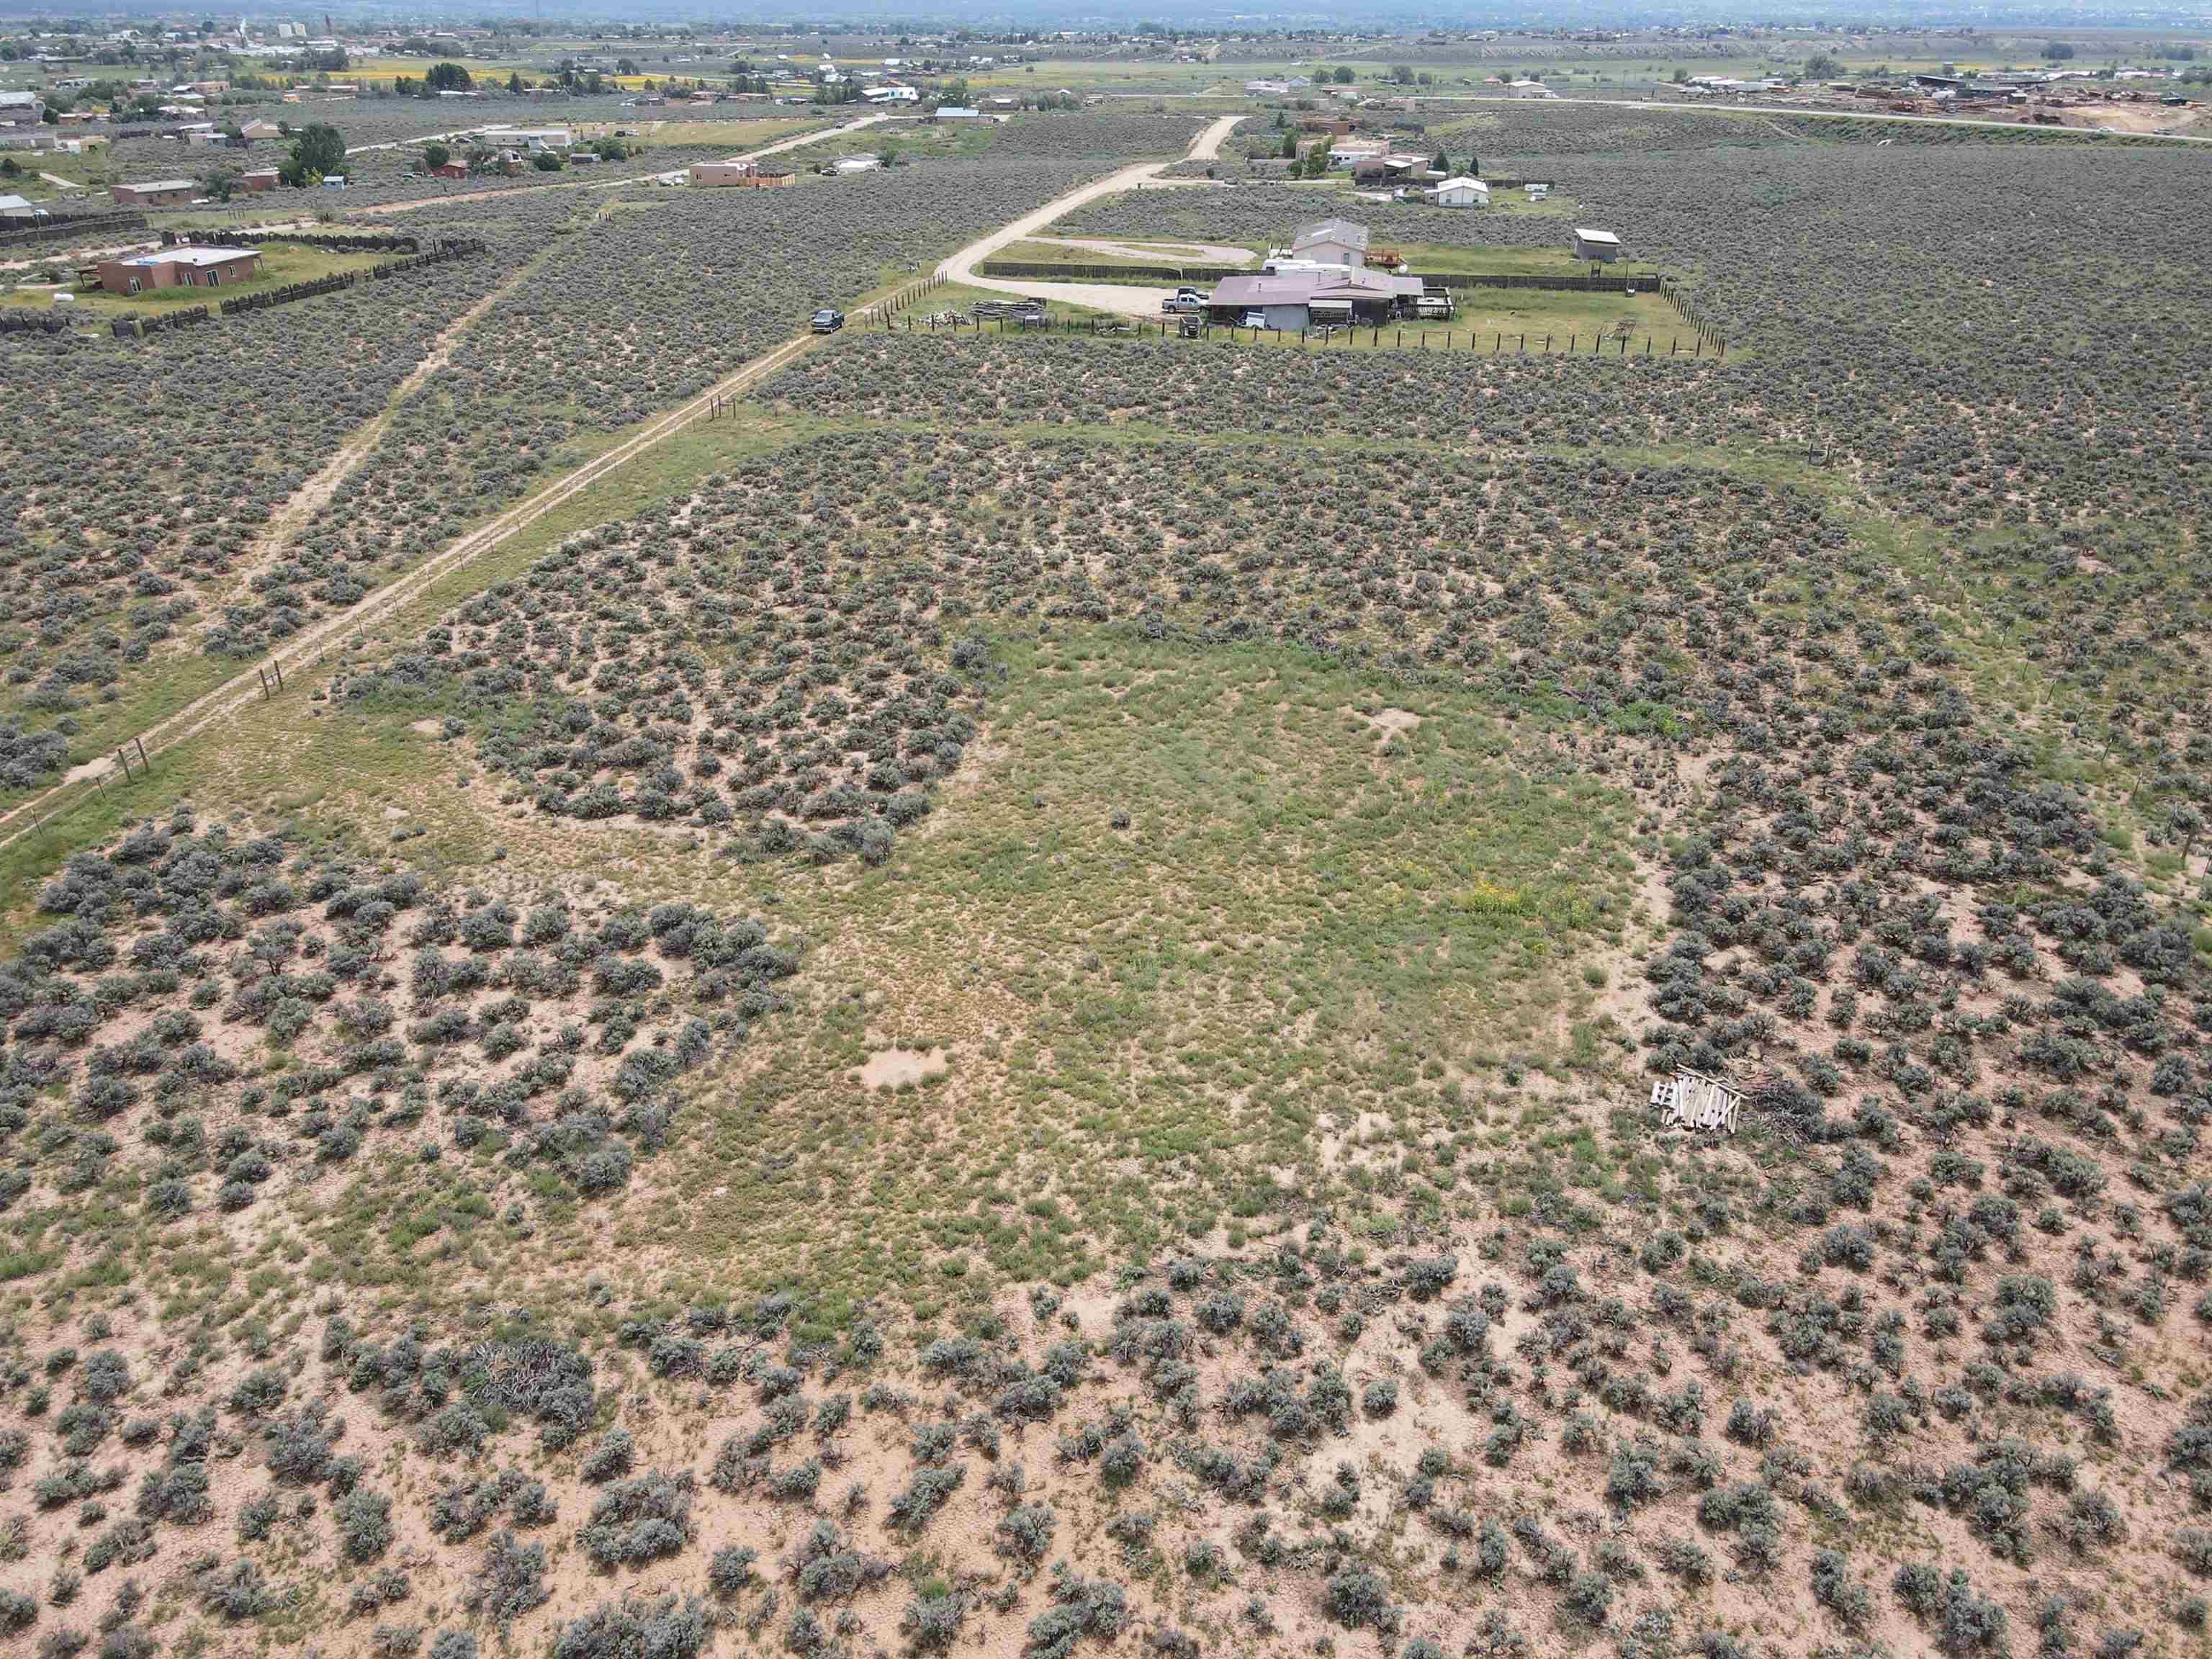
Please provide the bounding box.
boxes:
[96,245,262,295]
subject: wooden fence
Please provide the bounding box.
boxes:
[875,306,1729,361]
[0,311,72,335]
[0,211,146,251]
[109,306,211,338]
[979,258,1669,297]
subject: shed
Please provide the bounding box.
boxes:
[1573,227,1623,263]
[1432,176,1490,208]
[239,168,282,192]
[0,193,48,220]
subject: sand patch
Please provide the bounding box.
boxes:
[859,1046,949,1089]
[1365,707,1421,740]
[410,717,446,736]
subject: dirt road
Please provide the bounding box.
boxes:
[935,114,1242,318]
[355,112,893,217]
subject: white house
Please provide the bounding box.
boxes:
[1290,217,1370,267]
[0,192,49,220]
[830,154,881,174]
[1507,78,1558,99]
[1573,227,1623,262]
[863,84,917,103]
[1526,182,1550,201]
[1431,176,1489,208]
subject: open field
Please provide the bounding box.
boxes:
[0,86,2208,1659]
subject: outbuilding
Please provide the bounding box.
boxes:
[239,168,282,192]
[1573,227,1623,262]
[0,193,49,220]
[95,244,261,295]
[1432,176,1490,208]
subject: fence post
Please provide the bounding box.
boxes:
[258,667,270,699]
[136,737,149,769]
[116,747,131,781]
[272,660,283,691]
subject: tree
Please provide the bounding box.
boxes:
[1467,150,1480,176]
[1390,64,1413,85]
[279,122,345,187]
[425,61,472,92]
[1280,128,1298,158]
[531,150,562,171]
[422,142,451,172]
[506,70,523,94]
[1334,66,1354,84]
[1431,149,1448,173]
[2042,40,2076,60]
[1303,146,1329,179]
[616,56,639,75]
[1804,51,1844,80]
[199,165,237,202]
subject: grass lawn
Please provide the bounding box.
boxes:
[0,238,394,319]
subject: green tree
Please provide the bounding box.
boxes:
[1280,128,1298,158]
[531,150,562,171]
[1304,145,1330,179]
[1804,51,1844,80]
[278,122,345,187]
[506,69,523,94]
[425,61,472,92]
[1431,149,1448,173]
[1334,66,1354,84]
[1389,64,1413,85]
[421,141,451,171]
[2041,40,2075,60]
[199,164,236,202]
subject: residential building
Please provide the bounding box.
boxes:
[1207,264,1426,330]
[1290,217,1370,267]
[864,84,918,103]
[0,192,49,220]
[1432,176,1490,207]
[0,90,42,129]
[111,179,197,207]
[1508,78,1558,99]
[239,168,282,191]
[932,106,985,121]
[692,159,793,188]
[96,244,261,294]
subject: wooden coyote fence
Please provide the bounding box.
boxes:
[0,211,147,251]
[979,259,1670,297]
[981,258,1231,283]
[1419,269,1668,295]
[215,238,484,318]
[1,311,72,336]
[166,228,423,255]
[109,305,211,338]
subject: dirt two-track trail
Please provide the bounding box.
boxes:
[0,114,1242,855]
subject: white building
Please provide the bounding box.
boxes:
[1507,78,1558,99]
[1432,176,1490,208]
[1290,217,1370,268]
[1573,227,1623,262]
[863,84,918,103]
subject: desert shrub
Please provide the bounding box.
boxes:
[550,1594,707,1659]
[576,1470,693,1566]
